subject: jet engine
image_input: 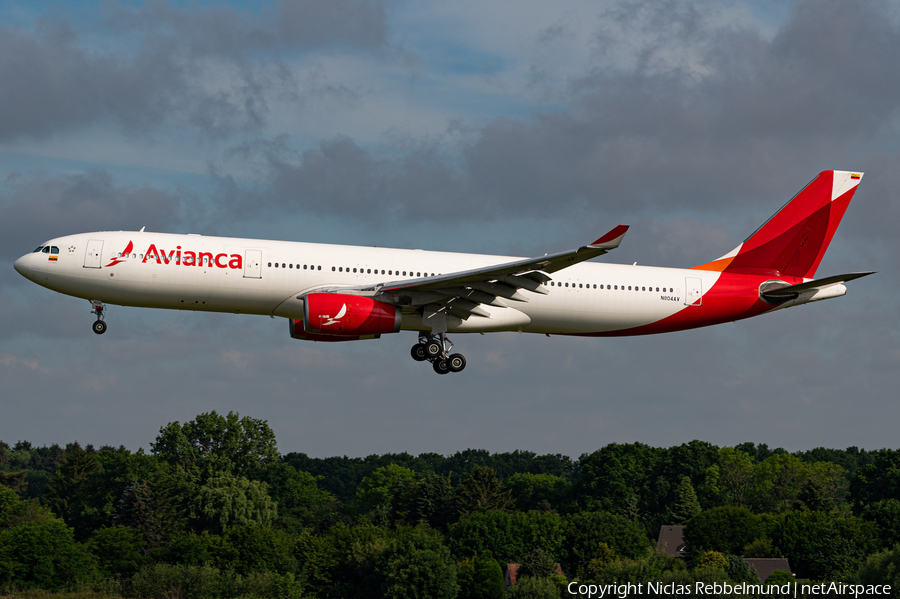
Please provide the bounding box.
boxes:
[290,293,401,341]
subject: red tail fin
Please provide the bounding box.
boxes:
[693,170,863,278]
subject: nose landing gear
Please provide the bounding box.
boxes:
[90,300,107,335]
[411,333,466,374]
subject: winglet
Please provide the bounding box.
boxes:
[588,225,629,249]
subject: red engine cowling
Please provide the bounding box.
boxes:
[290,293,401,341]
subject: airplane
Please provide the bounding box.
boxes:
[14,170,873,375]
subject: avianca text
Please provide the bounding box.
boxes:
[139,243,243,269]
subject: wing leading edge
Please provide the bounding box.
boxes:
[355,225,629,321]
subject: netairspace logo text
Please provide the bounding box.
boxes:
[567,581,893,598]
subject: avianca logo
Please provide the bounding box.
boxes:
[104,241,134,267]
[104,241,244,269]
[322,304,347,326]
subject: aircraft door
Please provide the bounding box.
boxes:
[244,249,262,278]
[84,239,104,268]
[685,277,702,306]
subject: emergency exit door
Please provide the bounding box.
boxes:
[685,277,702,306]
[244,250,262,278]
[83,239,104,268]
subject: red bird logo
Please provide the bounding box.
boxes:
[104,240,134,267]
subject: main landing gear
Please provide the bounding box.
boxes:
[90,300,107,335]
[410,333,466,375]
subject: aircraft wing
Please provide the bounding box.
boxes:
[356,225,629,320]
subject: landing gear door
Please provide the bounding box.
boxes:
[685,277,702,306]
[244,249,262,278]
[84,239,104,268]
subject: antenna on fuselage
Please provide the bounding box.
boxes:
[139,226,145,232]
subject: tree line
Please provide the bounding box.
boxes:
[1,411,899,598]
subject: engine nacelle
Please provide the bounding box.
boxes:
[289,317,380,342]
[298,293,401,339]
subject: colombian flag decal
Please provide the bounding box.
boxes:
[851,173,861,179]
[48,255,58,262]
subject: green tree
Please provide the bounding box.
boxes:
[353,463,417,517]
[455,466,514,516]
[506,473,571,512]
[378,526,458,599]
[0,520,95,590]
[668,476,701,524]
[450,510,564,564]
[858,498,900,549]
[573,443,662,516]
[694,550,728,569]
[562,511,649,571]
[717,447,754,507]
[854,546,900,593]
[115,480,164,547]
[253,462,338,532]
[682,506,763,555]
[850,449,900,506]
[457,551,504,599]
[507,576,560,599]
[42,444,100,539]
[0,470,27,493]
[192,471,277,532]
[223,524,298,575]
[152,411,280,481]
[87,525,146,577]
[771,511,879,579]
[393,472,457,531]
[519,547,558,578]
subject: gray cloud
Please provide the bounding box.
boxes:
[0,0,392,142]
[0,170,188,262]
[218,0,899,246]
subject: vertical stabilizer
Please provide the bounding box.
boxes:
[693,170,863,278]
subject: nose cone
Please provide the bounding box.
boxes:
[14,254,32,279]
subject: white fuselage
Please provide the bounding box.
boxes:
[15,231,719,335]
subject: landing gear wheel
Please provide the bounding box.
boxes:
[410,343,428,362]
[92,320,107,335]
[448,353,466,373]
[433,359,450,375]
[425,340,443,359]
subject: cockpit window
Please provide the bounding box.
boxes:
[50,247,59,254]
[33,246,44,253]
[41,247,50,254]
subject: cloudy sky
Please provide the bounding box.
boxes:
[2,0,898,458]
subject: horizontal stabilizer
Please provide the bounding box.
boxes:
[762,271,875,297]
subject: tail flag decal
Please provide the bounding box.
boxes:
[693,171,863,278]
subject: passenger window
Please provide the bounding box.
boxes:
[642,286,645,291]
[317,266,321,270]
[593,284,597,289]
[614,285,618,290]
[417,272,421,277]
[389,270,393,275]
[274,263,278,268]
[289,264,293,269]
[579,283,583,288]
[303,265,307,270]
[332,266,336,271]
